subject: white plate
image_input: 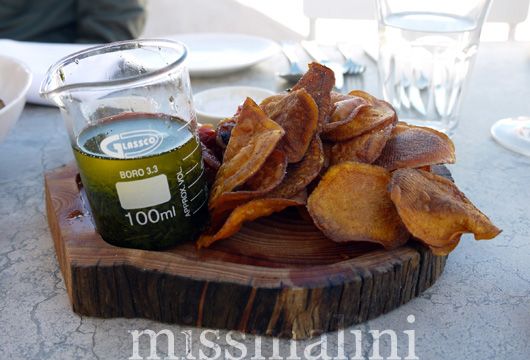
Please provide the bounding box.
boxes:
[194,86,275,126]
[0,34,278,105]
[167,33,280,77]
[0,55,32,142]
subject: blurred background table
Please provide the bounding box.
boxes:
[0,42,529,359]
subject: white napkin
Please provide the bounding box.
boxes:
[0,39,94,105]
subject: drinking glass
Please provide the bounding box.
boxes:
[40,39,209,250]
[376,0,492,135]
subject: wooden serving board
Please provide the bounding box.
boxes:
[45,163,448,339]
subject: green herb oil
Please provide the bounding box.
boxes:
[73,112,208,250]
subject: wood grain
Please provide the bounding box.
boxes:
[45,163,449,339]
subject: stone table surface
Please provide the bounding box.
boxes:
[0,42,529,360]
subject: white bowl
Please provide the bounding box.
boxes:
[194,86,275,125]
[0,55,32,142]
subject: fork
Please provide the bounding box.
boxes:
[337,44,366,75]
[301,41,344,90]
[277,42,305,84]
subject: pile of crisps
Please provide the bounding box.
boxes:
[197,63,500,255]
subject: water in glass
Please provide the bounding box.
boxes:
[378,11,480,134]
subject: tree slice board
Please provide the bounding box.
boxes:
[45,163,448,339]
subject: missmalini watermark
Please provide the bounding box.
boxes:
[128,315,418,360]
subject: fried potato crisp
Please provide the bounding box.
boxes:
[260,93,287,111]
[262,89,319,163]
[244,149,287,191]
[209,149,286,216]
[208,190,267,231]
[330,122,394,165]
[389,168,501,255]
[292,62,335,128]
[197,65,498,254]
[307,162,409,248]
[323,97,397,142]
[268,136,324,198]
[208,149,288,225]
[330,91,351,104]
[197,196,306,249]
[347,90,377,104]
[321,141,333,171]
[209,98,285,207]
[375,123,456,171]
[323,96,369,133]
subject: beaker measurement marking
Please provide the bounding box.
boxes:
[190,189,204,202]
[192,198,207,215]
[188,169,204,188]
[185,162,199,176]
[124,206,177,226]
[183,143,199,161]
[176,122,191,132]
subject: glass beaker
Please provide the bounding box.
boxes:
[376,0,492,135]
[40,39,209,250]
